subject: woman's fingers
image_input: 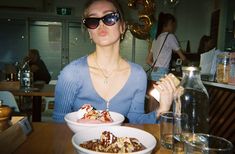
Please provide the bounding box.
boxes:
[165,75,176,91]
[159,78,173,93]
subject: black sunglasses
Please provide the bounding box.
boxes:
[83,12,120,29]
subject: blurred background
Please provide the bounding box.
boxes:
[0,0,234,80]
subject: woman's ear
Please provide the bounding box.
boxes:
[120,22,126,34]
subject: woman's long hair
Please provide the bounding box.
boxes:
[198,35,212,54]
[155,12,176,39]
[83,0,125,22]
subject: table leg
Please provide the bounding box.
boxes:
[32,96,42,122]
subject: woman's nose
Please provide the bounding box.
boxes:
[98,19,105,28]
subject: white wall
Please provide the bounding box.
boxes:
[173,0,213,53]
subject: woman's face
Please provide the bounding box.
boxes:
[85,1,124,47]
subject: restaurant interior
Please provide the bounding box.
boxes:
[0,0,234,154]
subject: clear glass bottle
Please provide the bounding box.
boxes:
[20,61,33,88]
[173,66,209,153]
[14,61,20,81]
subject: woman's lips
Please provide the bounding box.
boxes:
[98,30,108,36]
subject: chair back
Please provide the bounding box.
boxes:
[0,91,20,112]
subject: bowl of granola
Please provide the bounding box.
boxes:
[72,126,157,154]
[64,104,125,133]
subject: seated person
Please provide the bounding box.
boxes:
[53,0,176,124]
[198,35,215,54]
[21,49,51,113]
[24,49,51,84]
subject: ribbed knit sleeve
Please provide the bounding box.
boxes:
[126,64,157,124]
[53,59,83,122]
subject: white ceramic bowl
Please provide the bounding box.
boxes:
[72,126,157,154]
[64,111,125,133]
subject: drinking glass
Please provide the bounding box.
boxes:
[160,112,174,149]
[173,113,189,154]
[184,133,233,154]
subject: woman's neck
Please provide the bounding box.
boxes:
[95,43,121,71]
[162,29,169,33]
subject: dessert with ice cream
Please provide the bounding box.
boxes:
[80,131,146,153]
[76,104,113,123]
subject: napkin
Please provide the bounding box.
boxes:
[200,48,222,76]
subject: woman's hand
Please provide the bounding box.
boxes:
[154,75,177,118]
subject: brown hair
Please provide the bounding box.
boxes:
[29,49,40,58]
[156,12,176,38]
[83,0,125,22]
[198,35,212,53]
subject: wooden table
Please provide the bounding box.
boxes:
[0,83,55,122]
[14,123,171,154]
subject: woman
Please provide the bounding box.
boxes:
[146,12,186,81]
[198,35,215,54]
[53,0,175,123]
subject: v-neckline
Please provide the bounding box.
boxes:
[85,56,132,103]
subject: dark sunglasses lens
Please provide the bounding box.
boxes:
[84,18,99,29]
[103,14,118,26]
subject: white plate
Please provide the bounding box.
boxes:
[64,111,125,133]
[72,126,157,154]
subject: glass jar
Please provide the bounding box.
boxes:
[173,66,209,153]
[228,52,235,85]
[216,52,230,83]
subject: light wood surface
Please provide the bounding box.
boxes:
[13,123,172,154]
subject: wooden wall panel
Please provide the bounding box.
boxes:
[207,85,235,147]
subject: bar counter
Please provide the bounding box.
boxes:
[203,80,235,90]
[203,81,235,146]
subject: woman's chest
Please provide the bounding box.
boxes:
[89,68,131,101]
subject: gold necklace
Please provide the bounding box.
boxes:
[95,54,120,85]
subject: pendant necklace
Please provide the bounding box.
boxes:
[95,60,112,84]
[95,54,120,85]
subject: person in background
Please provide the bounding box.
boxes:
[198,35,215,54]
[146,12,187,82]
[53,0,176,124]
[24,49,51,84]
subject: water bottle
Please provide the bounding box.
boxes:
[173,66,209,153]
[14,61,20,81]
[20,61,33,88]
